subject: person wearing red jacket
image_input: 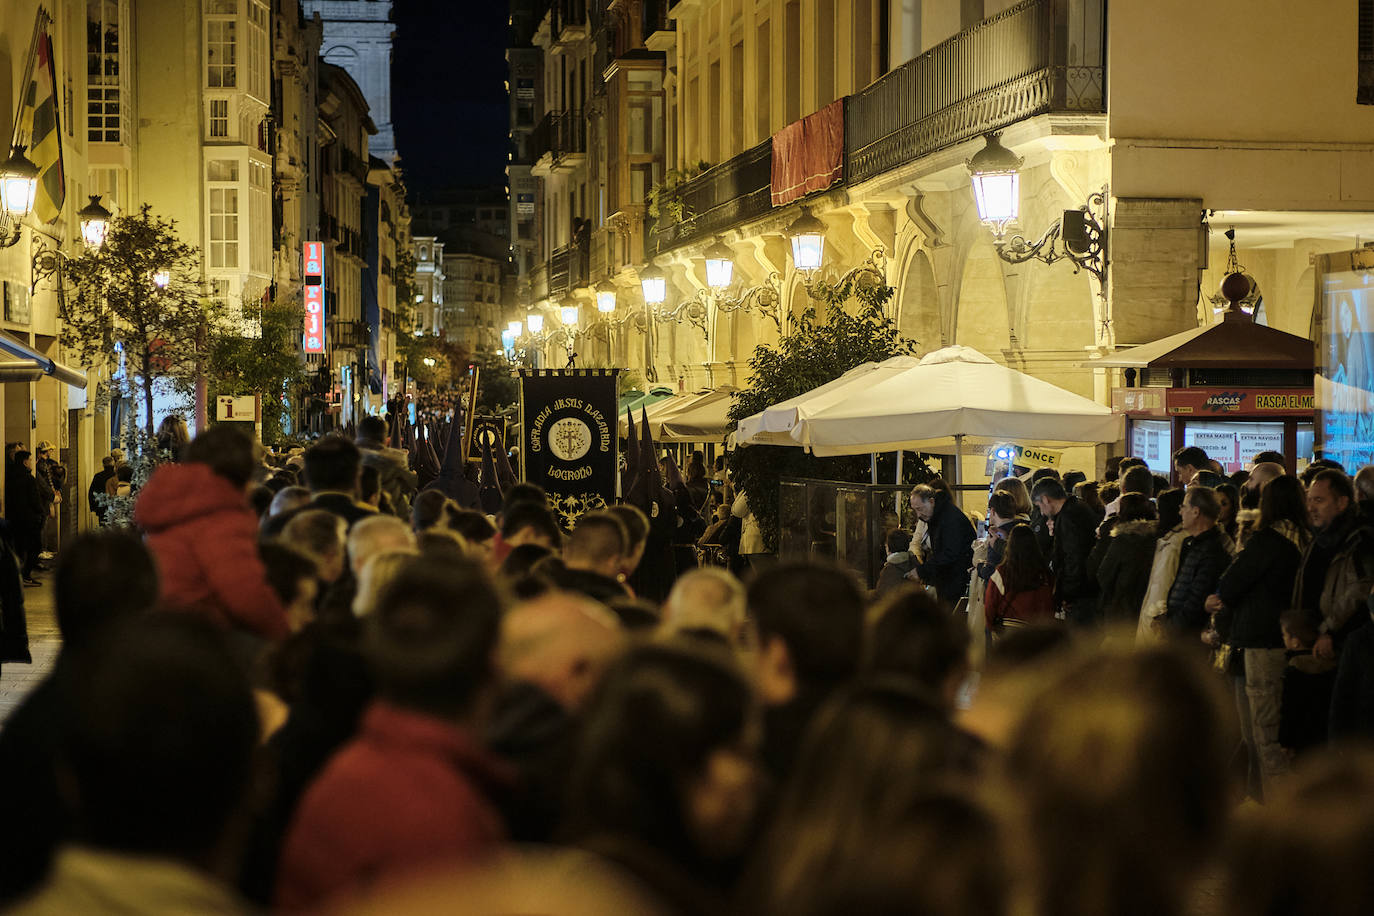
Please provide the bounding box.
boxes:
[984,524,1057,634]
[274,558,511,912]
[134,425,288,641]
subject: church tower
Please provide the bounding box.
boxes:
[300,0,397,163]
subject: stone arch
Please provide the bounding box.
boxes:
[324,45,359,65]
[953,235,1011,356]
[895,248,940,354]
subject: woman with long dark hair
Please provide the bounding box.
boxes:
[565,642,762,916]
[983,524,1055,633]
[1208,473,1311,802]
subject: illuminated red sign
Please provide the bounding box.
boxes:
[303,241,325,354]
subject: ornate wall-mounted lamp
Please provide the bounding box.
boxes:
[967,132,1107,293]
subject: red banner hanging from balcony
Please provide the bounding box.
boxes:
[770,99,844,207]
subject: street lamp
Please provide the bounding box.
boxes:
[507,319,523,335]
[595,279,617,313]
[703,238,734,290]
[78,195,113,249]
[152,270,171,289]
[786,206,827,273]
[639,262,666,306]
[967,133,1107,291]
[967,132,1022,234]
[526,312,544,334]
[561,303,579,327]
[0,144,40,249]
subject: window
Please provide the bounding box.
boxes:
[247,0,268,101]
[87,0,122,143]
[209,185,239,269]
[209,99,229,137]
[206,17,236,88]
[249,160,270,275]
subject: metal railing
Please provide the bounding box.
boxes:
[645,140,772,254]
[846,0,1104,184]
[646,0,1104,254]
[531,109,588,164]
[547,243,588,296]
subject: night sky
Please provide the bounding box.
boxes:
[392,0,510,197]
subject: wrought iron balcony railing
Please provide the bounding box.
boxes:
[531,109,588,165]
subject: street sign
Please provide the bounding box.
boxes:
[217,395,256,421]
[303,241,325,354]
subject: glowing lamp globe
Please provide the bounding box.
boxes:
[967,133,1023,230]
[786,206,827,272]
[704,239,734,290]
[526,313,544,333]
[640,263,667,305]
[0,145,39,219]
[561,304,579,326]
[595,279,617,313]
[78,195,113,249]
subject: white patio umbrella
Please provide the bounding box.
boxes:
[733,356,922,446]
[658,387,738,442]
[789,346,1123,467]
[617,390,704,438]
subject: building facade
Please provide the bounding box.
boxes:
[301,0,397,163]
[413,235,445,335]
[511,0,1374,481]
[318,60,375,424]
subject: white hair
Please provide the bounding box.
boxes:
[348,514,416,576]
[662,567,747,637]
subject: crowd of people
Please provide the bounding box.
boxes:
[2,422,1374,915]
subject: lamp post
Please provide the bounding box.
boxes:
[967,132,1107,292]
[78,195,113,249]
[0,145,40,249]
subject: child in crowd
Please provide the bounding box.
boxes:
[1278,608,1337,759]
[875,527,915,596]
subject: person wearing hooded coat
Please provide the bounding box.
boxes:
[1094,493,1160,627]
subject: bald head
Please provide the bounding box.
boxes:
[662,568,747,641]
[1245,462,1284,494]
[348,515,417,577]
[1356,465,1374,503]
[500,591,625,710]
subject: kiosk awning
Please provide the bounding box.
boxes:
[0,333,87,388]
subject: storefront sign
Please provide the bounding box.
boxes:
[303,242,325,354]
[519,369,620,530]
[1166,388,1313,416]
[984,443,1063,468]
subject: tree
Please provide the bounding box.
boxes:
[61,205,217,441]
[468,346,519,413]
[726,267,921,552]
[202,296,306,443]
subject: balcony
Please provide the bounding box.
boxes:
[528,261,549,302]
[645,0,1104,255]
[552,0,588,46]
[327,317,372,350]
[845,0,1105,185]
[645,140,772,254]
[531,110,588,176]
[547,242,589,297]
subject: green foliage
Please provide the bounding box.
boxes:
[726,271,919,553]
[398,328,470,391]
[203,297,305,444]
[393,244,418,309]
[646,161,711,224]
[61,205,216,442]
[469,346,519,413]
